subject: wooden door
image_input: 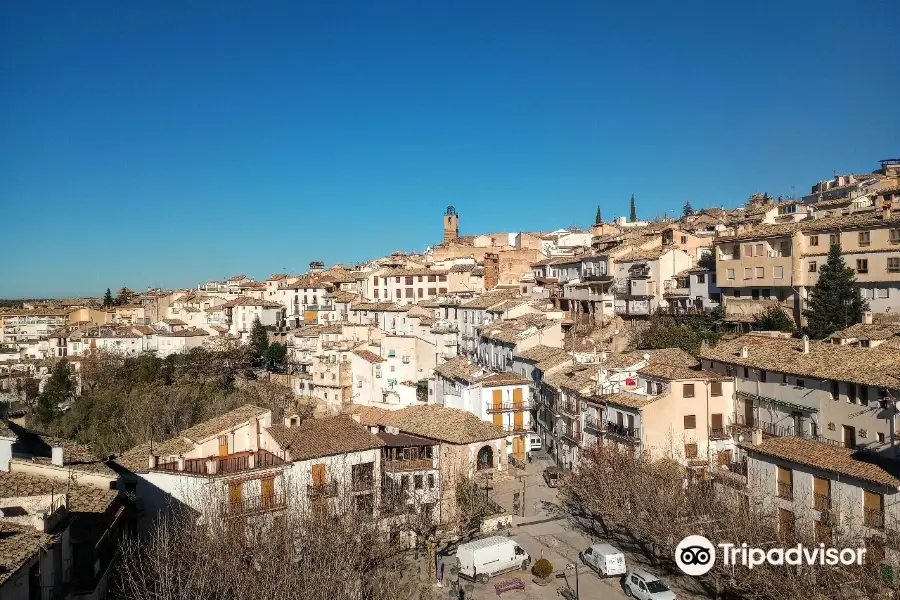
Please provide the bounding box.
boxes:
[513,436,525,460]
[743,399,754,427]
[312,463,326,485]
[716,449,732,466]
[492,390,503,427]
[512,388,523,409]
[228,482,243,512]
[711,413,723,432]
[218,435,229,457]
[261,477,275,508]
[815,520,832,544]
[514,410,523,431]
[778,508,794,540]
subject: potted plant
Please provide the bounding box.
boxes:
[531,558,553,585]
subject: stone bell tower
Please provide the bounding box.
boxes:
[443,206,459,242]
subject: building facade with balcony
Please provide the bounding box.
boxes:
[116,405,384,525]
[475,313,563,372]
[742,435,900,564]
[613,247,693,317]
[701,334,900,459]
[432,357,533,463]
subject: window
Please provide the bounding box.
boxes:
[684,443,698,459]
[760,370,767,382]
[373,276,379,285]
[777,466,793,500]
[744,268,752,280]
[889,257,900,273]
[428,287,437,295]
[808,261,817,272]
[439,287,447,294]
[427,474,435,489]
[796,379,804,388]
[405,276,414,285]
[890,229,900,243]
[774,266,784,279]
[373,288,379,298]
[831,381,839,400]
[829,233,840,246]
[755,243,764,257]
[727,269,735,280]
[417,288,423,298]
[755,266,764,278]
[842,424,856,449]
[414,475,423,489]
[762,288,770,298]
[743,367,750,379]
[683,384,695,398]
[859,231,871,246]
[878,432,886,443]
[684,415,696,429]
[733,290,741,298]
[809,235,819,246]
[697,274,706,283]
[428,275,436,282]
[876,288,889,299]
[438,274,447,282]
[856,259,868,274]
[401,475,410,489]
[711,381,722,396]
[405,288,414,298]
[395,277,401,283]
[848,383,857,404]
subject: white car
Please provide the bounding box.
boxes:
[624,570,676,600]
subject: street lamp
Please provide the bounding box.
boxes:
[565,562,580,599]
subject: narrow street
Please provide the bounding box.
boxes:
[438,451,713,600]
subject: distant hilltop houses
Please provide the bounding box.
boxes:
[3,158,900,600]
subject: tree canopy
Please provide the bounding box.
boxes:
[803,244,868,339]
[595,206,602,225]
[35,360,76,425]
[629,194,637,222]
[248,317,270,366]
[102,288,115,307]
[683,201,694,216]
[753,305,795,333]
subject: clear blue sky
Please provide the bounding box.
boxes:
[2,0,898,298]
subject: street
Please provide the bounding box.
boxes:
[439,451,713,600]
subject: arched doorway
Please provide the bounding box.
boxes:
[476,445,494,470]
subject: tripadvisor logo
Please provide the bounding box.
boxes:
[675,536,867,576]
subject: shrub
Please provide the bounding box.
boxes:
[532,558,553,579]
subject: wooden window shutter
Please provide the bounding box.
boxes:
[492,389,502,410]
[710,381,722,396]
[684,415,696,429]
[683,384,695,398]
[813,477,829,497]
[514,410,523,431]
[312,463,326,485]
[218,435,229,457]
[684,443,698,458]
[777,466,791,485]
[711,414,723,430]
[864,490,883,511]
[512,388,523,408]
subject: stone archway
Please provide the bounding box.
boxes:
[476,445,494,470]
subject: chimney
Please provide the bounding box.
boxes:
[148,454,158,469]
[863,311,873,325]
[802,335,810,354]
[350,413,361,424]
[739,346,749,359]
[750,428,763,446]
[883,205,892,221]
[51,443,64,467]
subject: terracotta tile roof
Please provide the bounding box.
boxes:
[602,390,660,410]
[222,296,283,309]
[349,405,506,445]
[717,212,900,242]
[514,345,568,363]
[700,334,900,389]
[292,324,343,338]
[487,299,529,313]
[433,356,483,383]
[351,302,401,311]
[353,349,384,363]
[449,263,477,273]
[0,522,51,586]
[479,372,530,387]
[536,351,573,372]
[161,318,188,325]
[380,267,449,278]
[477,314,556,344]
[460,291,520,310]
[227,274,248,281]
[742,436,900,488]
[614,247,669,262]
[180,405,270,444]
[265,415,383,461]
[0,470,119,513]
[544,363,603,393]
[830,323,900,342]
[328,291,359,303]
[3,425,117,477]
[158,327,209,337]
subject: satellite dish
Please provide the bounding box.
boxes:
[738,434,745,442]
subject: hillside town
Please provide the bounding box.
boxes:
[2,158,900,600]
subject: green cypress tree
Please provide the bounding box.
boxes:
[35,360,75,425]
[595,206,602,225]
[102,288,114,308]
[683,202,694,217]
[803,244,868,339]
[629,195,637,222]
[248,317,269,366]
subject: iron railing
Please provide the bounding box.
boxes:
[813,493,831,511]
[226,492,285,516]
[777,481,793,501]
[485,401,531,413]
[865,507,885,529]
[307,481,339,499]
[605,421,640,441]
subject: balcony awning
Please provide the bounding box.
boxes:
[737,391,818,413]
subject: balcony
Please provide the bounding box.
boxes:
[561,429,582,444]
[663,287,690,298]
[499,423,530,434]
[605,421,640,443]
[813,493,832,512]
[384,458,434,472]
[629,266,651,278]
[709,428,729,440]
[777,481,793,500]
[486,400,531,413]
[154,449,284,476]
[584,415,603,433]
[558,401,580,418]
[225,492,286,516]
[308,481,339,499]
[865,507,885,530]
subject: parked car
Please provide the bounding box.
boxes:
[528,433,542,451]
[624,570,676,600]
[455,536,531,583]
[581,543,627,577]
[543,466,563,488]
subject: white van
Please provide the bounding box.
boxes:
[581,543,627,577]
[528,433,542,451]
[456,536,531,583]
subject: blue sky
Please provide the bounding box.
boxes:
[2,1,898,298]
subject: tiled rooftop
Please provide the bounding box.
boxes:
[349,405,506,445]
[266,415,384,462]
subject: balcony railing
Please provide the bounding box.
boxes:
[308,481,339,499]
[584,415,602,433]
[562,429,582,444]
[485,401,531,413]
[777,481,793,501]
[499,423,529,434]
[226,492,285,516]
[865,507,885,530]
[605,421,640,442]
[709,428,729,440]
[384,458,434,472]
[813,493,832,512]
[663,287,691,297]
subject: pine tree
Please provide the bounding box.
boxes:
[629,195,637,222]
[264,342,287,371]
[248,317,269,366]
[804,244,868,339]
[683,202,694,217]
[102,288,114,308]
[595,206,602,225]
[35,360,75,425]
